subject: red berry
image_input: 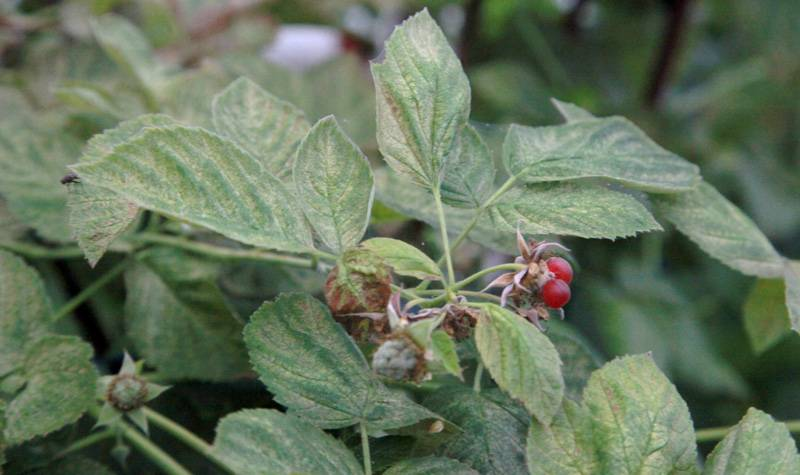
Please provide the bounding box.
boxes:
[546,257,573,284]
[541,279,571,308]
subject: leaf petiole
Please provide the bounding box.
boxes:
[360,422,372,475]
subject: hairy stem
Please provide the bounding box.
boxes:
[473,361,484,393]
[360,422,372,475]
[143,408,233,474]
[458,290,502,304]
[695,419,800,443]
[432,187,456,289]
[51,259,129,322]
[0,241,124,259]
[53,429,114,460]
[454,263,526,291]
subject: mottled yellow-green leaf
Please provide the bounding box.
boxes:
[430,330,462,379]
[212,77,310,180]
[743,279,791,354]
[526,399,597,475]
[383,456,478,475]
[703,408,799,475]
[244,293,436,431]
[361,237,442,280]
[124,247,248,381]
[583,354,698,475]
[294,116,374,253]
[371,9,470,189]
[4,336,96,445]
[72,126,313,253]
[487,183,661,240]
[475,304,564,424]
[655,181,784,277]
[503,118,700,193]
[551,98,596,122]
[212,409,363,475]
[0,250,52,377]
[441,124,496,208]
[547,323,604,402]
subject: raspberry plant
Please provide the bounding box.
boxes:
[1,5,799,475]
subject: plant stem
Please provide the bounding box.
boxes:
[473,362,484,393]
[0,241,87,259]
[695,420,800,443]
[143,408,233,474]
[51,259,129,322]
[129,233,316,268]
[432,187,456,289]
[53,429,115,460]
[360,422,372,475]
[458,290,501,304]
[454,263,526,291]
[88,406,191,475]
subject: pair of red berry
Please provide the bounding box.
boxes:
[541,257,573,309]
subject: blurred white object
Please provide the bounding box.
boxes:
[262,25,343,72]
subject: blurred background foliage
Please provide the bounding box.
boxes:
[1,0,798,469]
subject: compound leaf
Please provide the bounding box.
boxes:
[441,125,496,208]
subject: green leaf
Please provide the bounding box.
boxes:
[371,9,470,189]
[583,354,698,475]
[4,336,96,445]
[551,99,596,122]
[547,323,604,402]
[475,304,564,424]
[702,408,800,475]
[71,125,313,253]
[68,114,177,266]
[244,293,436,431]
[654,181,784,277]
[486,183,661,240]
[0,124,81,242]
[384,456,478,475]
[503,118,700,193]
[0,250,52,377]
[90,14,163,101]
[212,409,363,475]
[423,387,529,475]
[212,77,310,180]
[526,399,597,475]
[743,279,791,354]
[784,260,800,334]
[441,125,496,208]
[431,330,462,379]
[29,456,116,475]
[294,116,374,253]
[361,237,443,280]
[160,68,230,129]
[124,247,248,381]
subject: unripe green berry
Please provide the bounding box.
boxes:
[106,374,148,412]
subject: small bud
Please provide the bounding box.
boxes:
[106,374,148,412]
[441,305,480,340]
[372,336,425,381]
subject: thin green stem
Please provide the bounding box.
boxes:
[454,263,526,291]
[360,422,372,475]
[695,420,800,443]
[129,233,315,268]
[473,362,484,393]
[143,408,233,474]
[432,187,456,290]
[458,290,501,304]
[53,429,114,460]
[51,259,130,322]
[0,241,88,259]
[390,284,421,300]
[88,406,191,475]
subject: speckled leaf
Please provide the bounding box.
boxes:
[526,399,597,475]
[361,237,442,280]
[743,279,791,354]
[244,293,436,431]
[29,456,116,475]
[548,324,604,401]
[486,184,661,240]
[475,304,564,424]
[212,77,310,180]
[384,456,478,475]
[71,126,313,253]
[0,250,52,378]
[0,124,81,242]
[655,181,783,277]
[551,99,596,122]
[431,330,462,379]
[4,336,96,445]
[503,119,700,193]
[371,9,470,189]
[213,409,363,475]
[784,260,800,334]
[703,408,799,475]
[68,114,177,266]
[124,247,248,381]
[583,354,698,475]
[423,387,529,475]
[441,125,495,208]
[294,116,374,253]
[160,68,230,129]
